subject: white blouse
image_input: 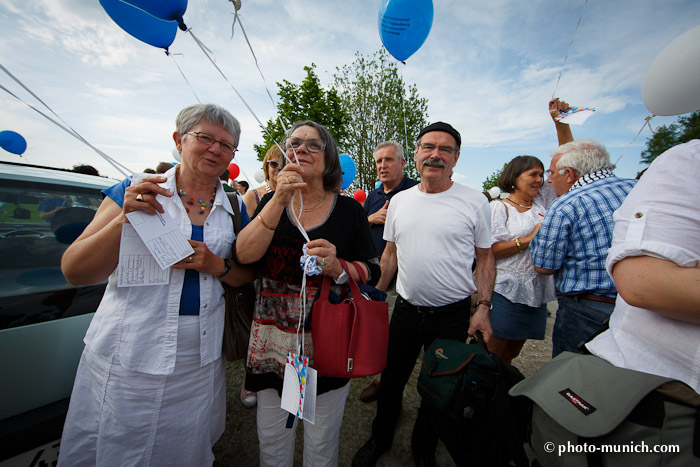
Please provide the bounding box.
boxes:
[587,140,700,393]
[83,167,236,375]
[490,193,555,307]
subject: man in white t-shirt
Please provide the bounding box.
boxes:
[353,122,495,467]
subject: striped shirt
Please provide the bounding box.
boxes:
[530,175,637,297]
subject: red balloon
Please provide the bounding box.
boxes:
[353,189,367,203]
[228,163,240,180]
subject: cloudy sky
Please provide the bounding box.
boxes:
[1,0,698,190]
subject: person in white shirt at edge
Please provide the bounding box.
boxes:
[353,121,495,467]
[586,139,700,395]
[57,104,255,466]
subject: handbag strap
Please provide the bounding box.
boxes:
[225,192,242,234]
[346,260,367,284]
[499,200,509,223]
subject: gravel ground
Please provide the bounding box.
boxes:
[213,302,557,466]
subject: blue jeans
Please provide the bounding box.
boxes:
[552,295,614,357]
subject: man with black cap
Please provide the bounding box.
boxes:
[353,122,495,467]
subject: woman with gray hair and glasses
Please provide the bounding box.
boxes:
[58,104,255,466]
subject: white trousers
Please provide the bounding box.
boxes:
[256,382,351,467]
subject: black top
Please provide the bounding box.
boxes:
[246,192,380,395]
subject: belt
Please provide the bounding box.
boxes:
[398,295,470,314]
[577,293,616,305]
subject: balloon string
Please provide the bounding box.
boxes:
[398,65,411,160]
[551,0,589,99]
[230,7,288,135]
[188,28,309,249]
[186,29,288,163]
[0,72,132,177]
[166,52,201,103]
[613,115,655,166]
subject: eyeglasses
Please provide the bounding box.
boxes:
[185,132,237,155]
[267,160,280,169]
[284,137,326,154]
[418,143,456,156]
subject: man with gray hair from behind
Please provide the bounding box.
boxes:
[530,138,637,357]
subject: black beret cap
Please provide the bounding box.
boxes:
[416,121,461,149]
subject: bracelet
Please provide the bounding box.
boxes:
[515,237,522,252]
[257,214,275,231]
[476,300,492,310]
[216,257,231,279]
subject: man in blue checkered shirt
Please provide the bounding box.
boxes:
[530,138,636,357]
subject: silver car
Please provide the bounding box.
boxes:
[0,162,115,466]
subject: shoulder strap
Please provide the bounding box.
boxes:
[226,192,242,234]
[499,200,509,222]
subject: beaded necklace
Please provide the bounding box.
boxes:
[177,186,216,214]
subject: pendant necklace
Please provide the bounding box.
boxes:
[506,197,532,209]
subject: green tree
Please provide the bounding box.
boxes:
[333,49,429,192]
[677,111,700,143]
[640,124,679,165]
[640,110,700,165]
[253,64,349,160]
[482,163,507,191]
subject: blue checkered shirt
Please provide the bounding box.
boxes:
[530,176,637,297]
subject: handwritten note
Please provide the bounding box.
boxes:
[117,224,170,287]
[125,210,193,270]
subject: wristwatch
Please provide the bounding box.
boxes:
[334,269,349,285]
[475,300,492,310]
[216,257,232,279]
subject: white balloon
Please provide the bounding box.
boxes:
[172,147,181,162]
[488,186,501,200]
[254,169,265,184]
[642,24,700,116]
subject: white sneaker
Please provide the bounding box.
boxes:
[240,389,257,409]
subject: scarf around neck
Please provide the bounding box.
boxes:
[569,168,614,192]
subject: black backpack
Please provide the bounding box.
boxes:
[417,332,530,466]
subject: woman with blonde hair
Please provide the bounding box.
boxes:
[243,144,283,218]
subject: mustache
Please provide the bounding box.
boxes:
[422,158,446,168]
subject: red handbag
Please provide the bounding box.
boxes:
[311,259,389,378]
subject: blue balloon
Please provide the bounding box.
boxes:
[122,0,188,22]
[0,130,27,155]
[375,180,382,189]
[99,0,188,49]
[339,153,357,190]
[378,0,434,62]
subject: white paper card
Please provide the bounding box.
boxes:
[281,353,315,423]
[281,363,302,417]
[302,367,317,425]
[117,224,170,287]
[125,210,193,269]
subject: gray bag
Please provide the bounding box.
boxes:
[509,352,700,466]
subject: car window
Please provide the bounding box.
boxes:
[0,179,103,298]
